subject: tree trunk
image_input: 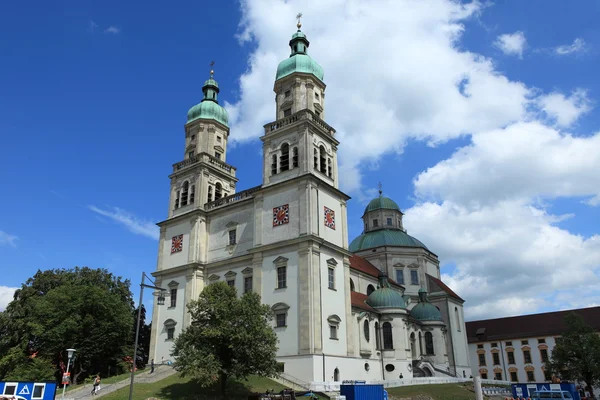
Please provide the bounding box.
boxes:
[220,373,228,399]
[585,380,594,399]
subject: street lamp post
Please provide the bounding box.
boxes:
[61,348,76,399]
[128,272,166,400]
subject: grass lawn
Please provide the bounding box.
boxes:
[65,369,146,392]
[386,383,476,400]
[100,374,289,400]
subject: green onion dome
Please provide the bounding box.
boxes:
[366,273,407,310]
[275,27,324,82]
[349,229,428,252]
[410,288,443,322]
[186,69,229,127]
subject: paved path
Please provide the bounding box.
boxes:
[58,366,177,400]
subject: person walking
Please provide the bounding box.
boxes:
[91,374,101,396]
[150,359,154,374]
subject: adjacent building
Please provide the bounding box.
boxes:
[466,306,600,383]
[148,21,471,384]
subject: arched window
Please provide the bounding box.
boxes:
[455,307,461,331]
[333,368,339,382]
[363,320,370,342]
[164,318,177,340]
[375,322,381,350]
[313,148,318,170]
[328,158,332,178]
[190,185,195,204]
[367,284,375,295]
[181,182,189,207]
[425,332,434,355]
[319,145,327,172]
[292,147,298,168]
[418,332,423,355]
[382,322,393,350]
[207,185,213,203]
[175,190,180,209]
[271,154,278,175]
[349,278,355,292]
[280,143,290,171]
[410,332,416,358]
[215,182,222,200]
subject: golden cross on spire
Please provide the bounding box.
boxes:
[377,181,383,195]
[210,61,215,77]
[296,12,303,29]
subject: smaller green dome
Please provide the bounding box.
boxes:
[364,196,401,214]
[291,30,306,40]
[410,289,443,322]
[366,274,407,310]
[187,101,229,127]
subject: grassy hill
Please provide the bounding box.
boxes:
[100,374,288,400]
[386,382,485,400]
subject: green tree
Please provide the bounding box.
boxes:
[547,313,600,397]
[171,282,279,398]
[0,267,136,383]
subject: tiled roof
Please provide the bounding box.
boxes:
[349,255,403,289]
[351,291,377,313]
[466,306,600,343]
[427,274,464,302]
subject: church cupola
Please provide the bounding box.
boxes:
[275,14,324,83]
[187,64,229,128]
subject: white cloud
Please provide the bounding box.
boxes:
[414,121,600,205]
[0,286,17,311]
[405,200,600,320]
[88,206,159,240]
[494,31,527,58]
[537,89,592,127]
[0,231,18,247]
[555,38,587,55]
[228,0,531,192]
[104,26,120,34]
[229,0,600,319]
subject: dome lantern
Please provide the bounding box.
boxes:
[186,62,229,127]
[275,16,324,82]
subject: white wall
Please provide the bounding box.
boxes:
[207,203,255,262]
[261,251,300,356]
[320,250,347,356]
[261,187,301,246]
[161,221,192,270]
[317,189,344,248]
[448,300,471,373]
[469,336,557,383]
[153,274,188,363]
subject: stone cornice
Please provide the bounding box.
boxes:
[248,233,352,257]
[152,263,202,278]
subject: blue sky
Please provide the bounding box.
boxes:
[1,0,599,320]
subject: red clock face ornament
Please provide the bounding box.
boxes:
[324,207,336,230]
[273,204,290,226]
[171,234,183,253]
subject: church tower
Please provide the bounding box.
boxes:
[168,66,238,219]
[262,17,339,189]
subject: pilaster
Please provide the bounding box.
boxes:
[298,243,312,353]
[311,244,323,352]
[254,193,264,246]
[299,182,310,235]
[252,252,263,298]
[341,201,349,249]
[156,226,167,271]
[183,269,195,328]
[148,276,162,362]
[343,256,355,356]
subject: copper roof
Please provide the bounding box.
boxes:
[466,306,600,343]
[349,255,403,289]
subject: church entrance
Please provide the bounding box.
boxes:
[333,368,340,382]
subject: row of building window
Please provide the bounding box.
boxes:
[174,181,229,209]
[275,265,336,291]
[478,348,549,366]
[365,217,400,230]
[478,338,548,349]
[394,269,419,286]
[480,368,552,383]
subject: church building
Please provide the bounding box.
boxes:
[148,20,471,384]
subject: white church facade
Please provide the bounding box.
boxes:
[148,22,471,384]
